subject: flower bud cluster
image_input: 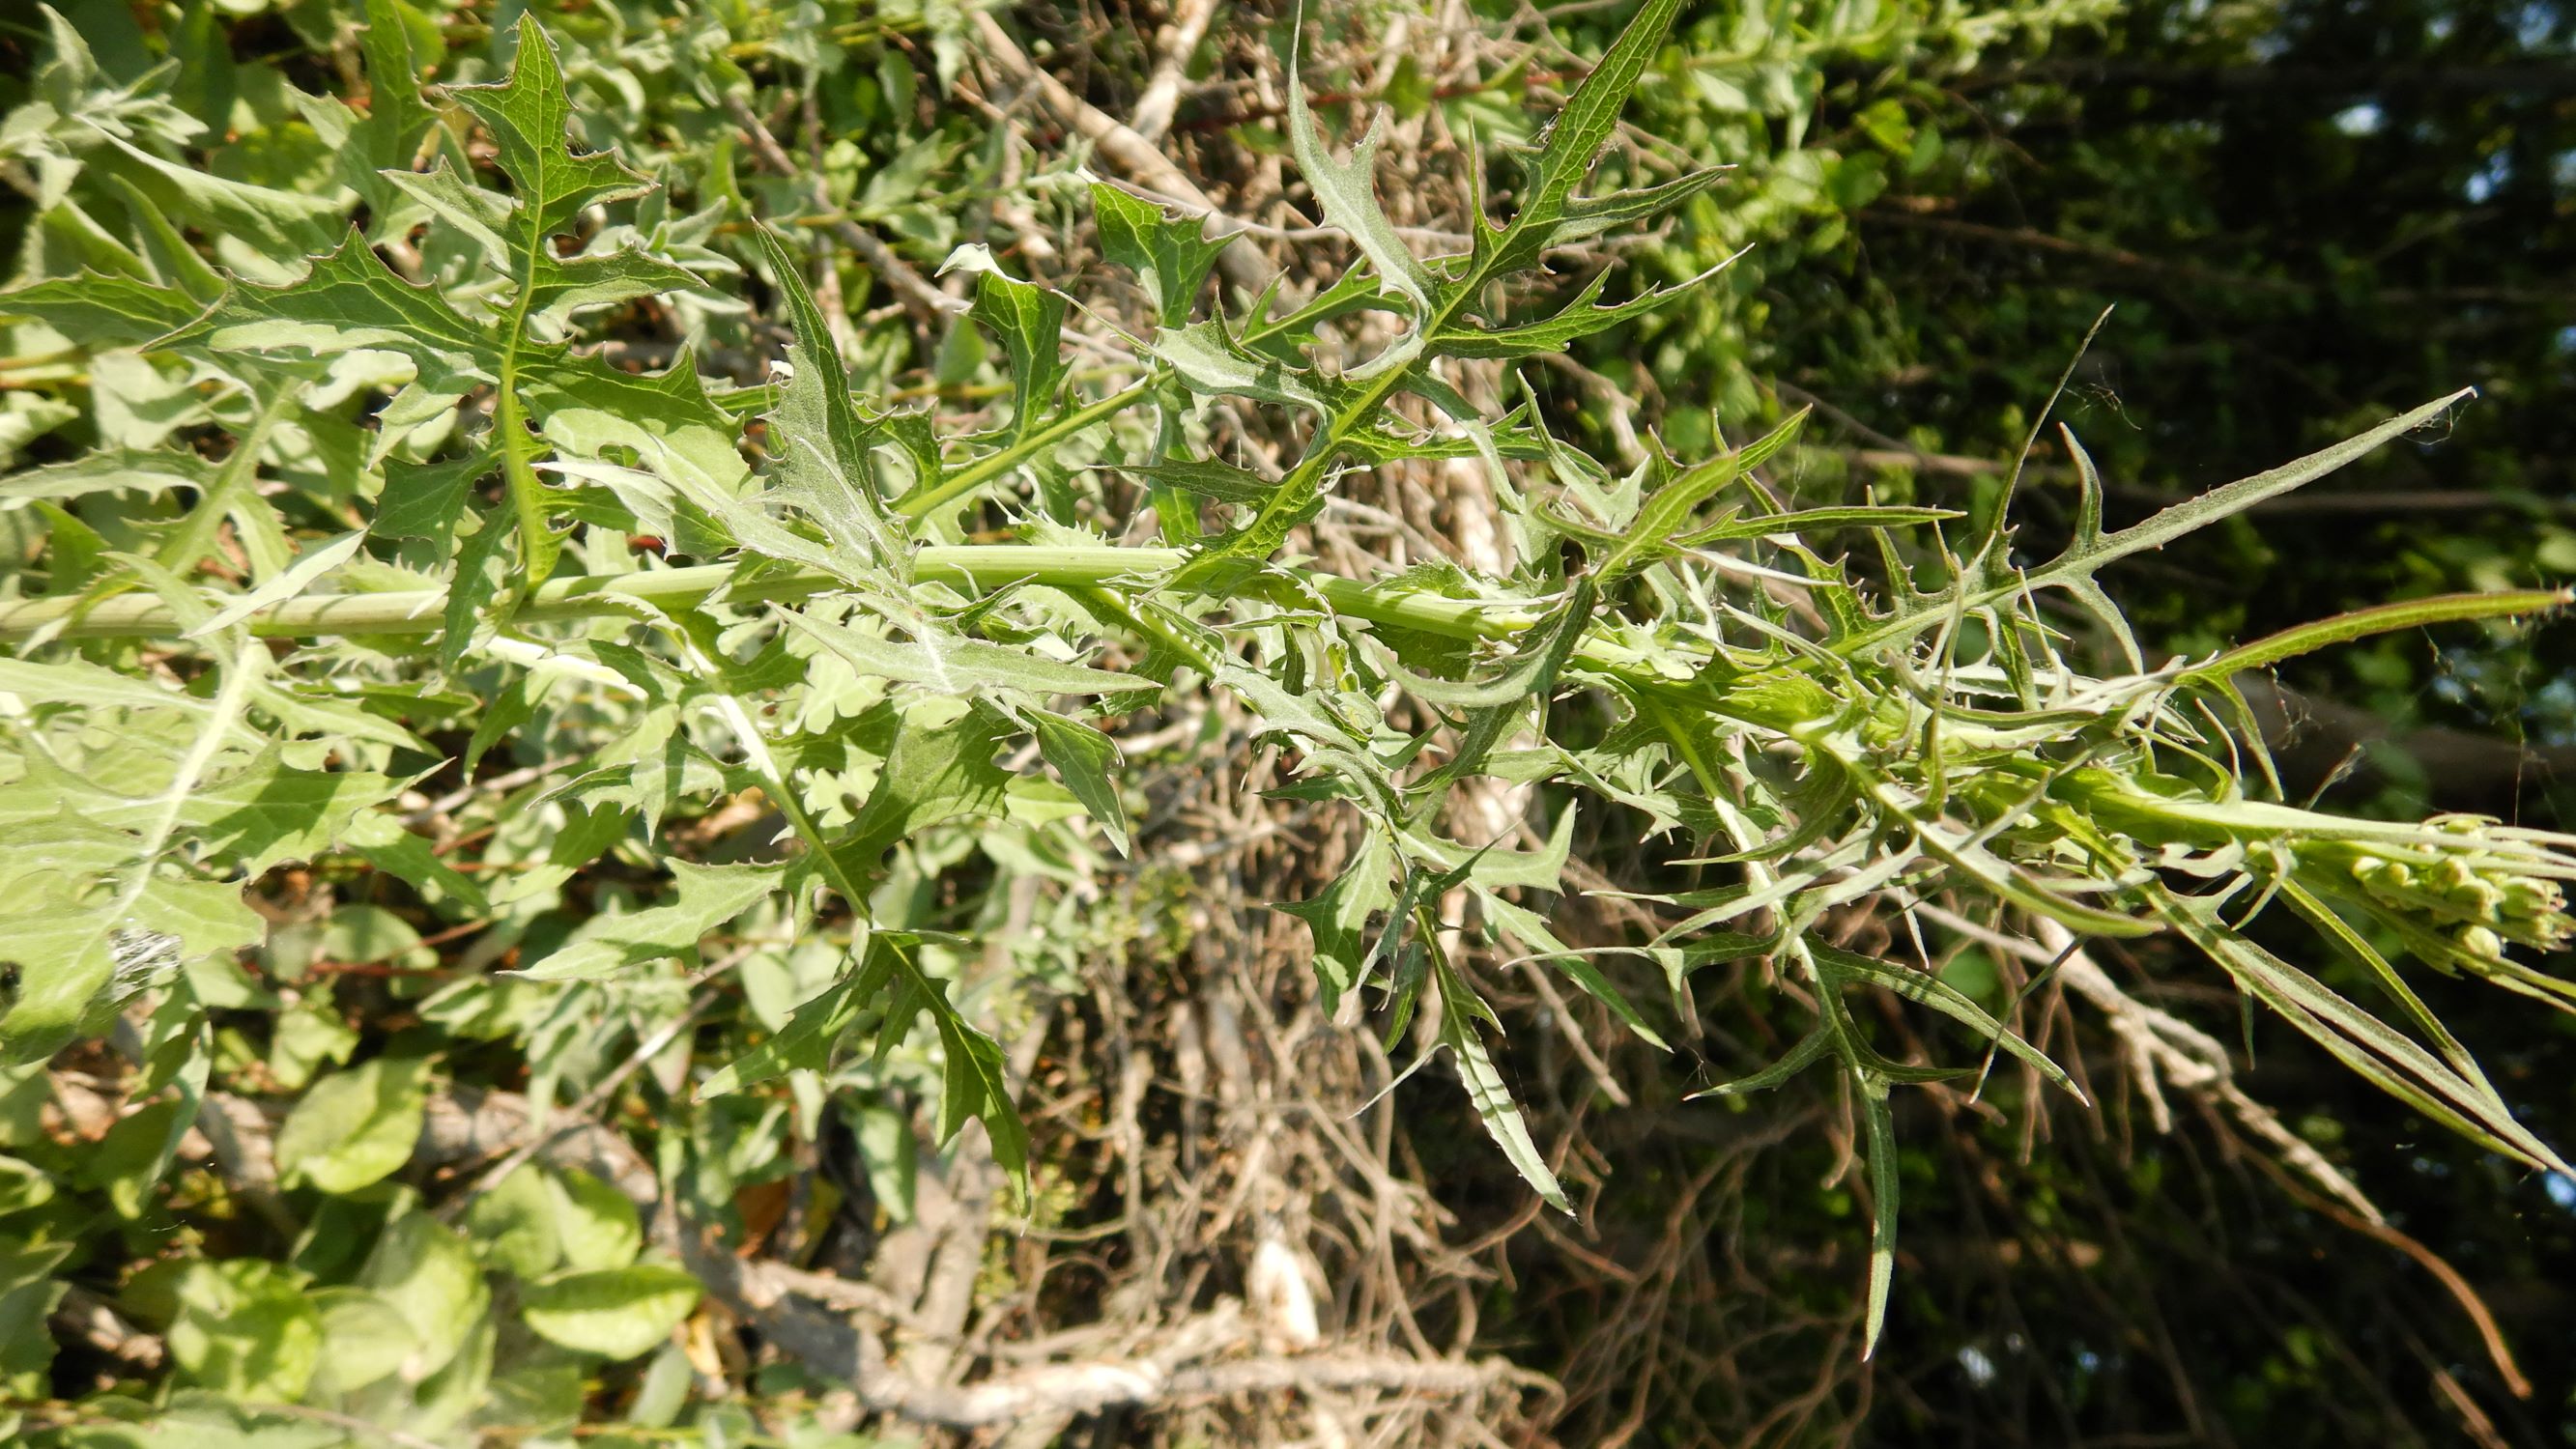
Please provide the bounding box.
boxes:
[2330,817,2575,963]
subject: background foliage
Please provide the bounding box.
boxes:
[1,0,2572,1445]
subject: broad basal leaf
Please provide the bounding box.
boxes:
[520,1264,701,1360]
[273,1055,429,1194]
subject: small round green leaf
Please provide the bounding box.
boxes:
[302,1288,420,1397]
[273,1057,427,1194]
[464,1163,561,1279]
[547,1166,643,1272]
[519,1263,701,1359]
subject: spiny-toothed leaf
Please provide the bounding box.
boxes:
[1280,831,1399,1011]
[1167,475,1336,594]
[1832,753,2160,939]
[435,12,668,591]
[1850,389,2479,660]
[0,746,398,877]
[670,639,1031,1191]
[99,174,226,303]
[829,698,1019,882]
[440,512,512,668]
[1148,319,1340,415]
[1592,451,1748,583]
[1809,940,2077,1096]
[372,453,483,550]
[0,658,235,720]
[778,608,1159,700]
[0,446,218,506]
[844,931,1029,1180]
[530,353,743,451]
[1399,804,1578,895]
[535,357,807,571]
[2277,877,2493,1085]
[524,249,705,324]
[1374,580,1592,709]
[1343,415,1552,467]
[1131,457,1278,505]
[1474,0,1687,277]
[752,225,901,569]
[157,231,495,389]
[514,862,781,981]
[1435,952,1570,1213]
[1286,20,1431,308]
[378,161,517,272]
[1092,179,1231,325]
[1475,886,1668,1049]
[2060,421,2106,546]
[1856,1072,1899,1359]
[1409,582,1595,796]
[1027,709,1134,856]
[91,129,347,256]
[1727,405,1811,477]
[1238,266,1389,352]
[698,975,865,1099]
[340,811,491,917]
[1687,1026,1830,1098]
[184,529,367,639]
[1536,166,1731,253]
[1181,615,1405,815]
[356,0,440,173]
[953,252,1069,441]
[2178,589,2570,687]
[1683,503,1961,547]
[1435,260,1732,359]
[17,9,204,213]
[0,644,267,1065]
[0,273,203,348]
[2160,890,2571,1176]
[445,16,653,243]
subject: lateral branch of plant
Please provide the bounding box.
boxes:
[8,0,2575,1359]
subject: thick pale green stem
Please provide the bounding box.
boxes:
[495,269,561,592]
[0,544,1514,639]
[0,537,1848,745]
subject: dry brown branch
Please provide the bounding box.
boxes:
[1903,908,2539,1405]
[721,92,961,324]
[49,1286,164,1373]
[969,10,1274,297]
[1131,0,1225,143]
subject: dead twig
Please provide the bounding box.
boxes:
[722,92,961,325]
[969,11,1274,298]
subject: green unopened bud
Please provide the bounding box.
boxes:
[2447,878,2504,916]
[2502,879,2565,919]
[2457,924,2506,961]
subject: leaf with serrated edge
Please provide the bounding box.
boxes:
[1286,15,1430,308]
[1434,949,1570,1213]
[1028,709,1134,856]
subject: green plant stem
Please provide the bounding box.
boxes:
[495,269,560,592]
[0,544,1531,642]
[0,539,1871,763]
[893,380,1157,517]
